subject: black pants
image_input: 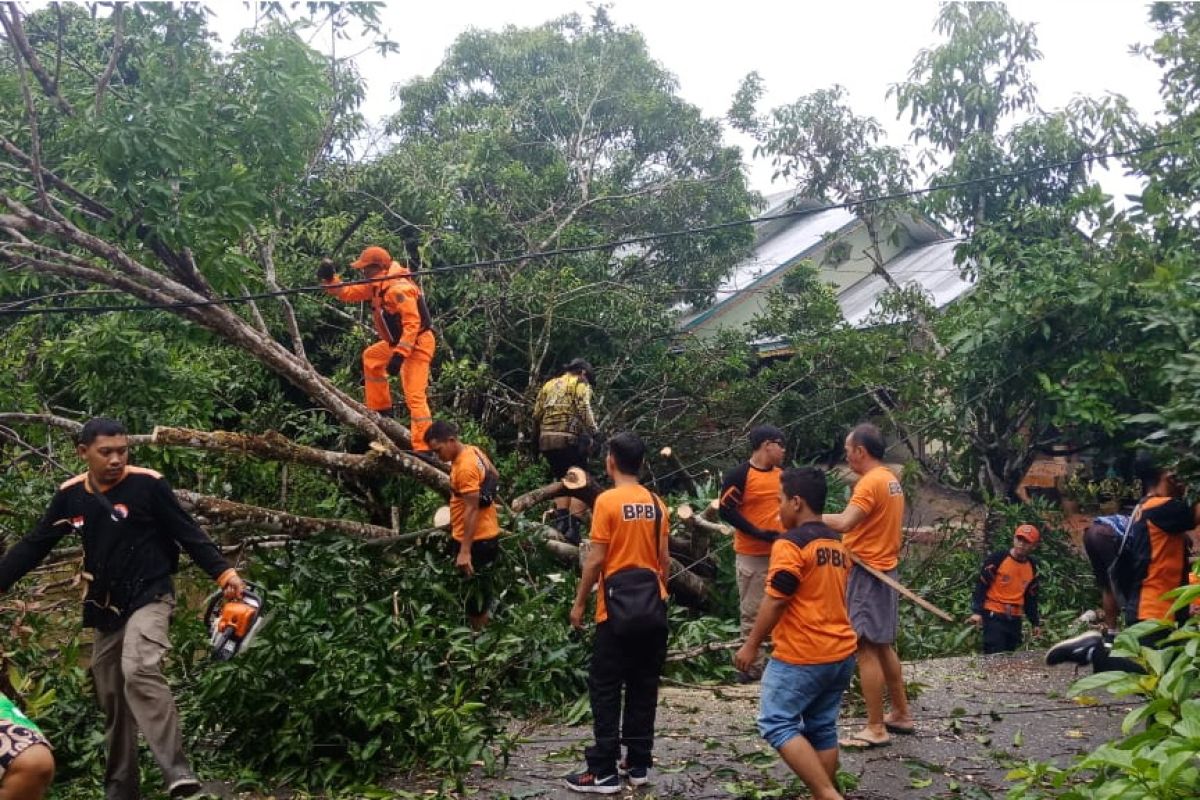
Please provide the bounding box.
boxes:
[981,613,1023,654]
[447,538,500,617]
[585,622,668,775]
[1091,629,1172,674]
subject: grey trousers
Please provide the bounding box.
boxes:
[735,553,770,671]
[91,597,195,800]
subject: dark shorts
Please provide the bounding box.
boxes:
[448,538,501,616]
[0,697,49,780]
[542,443,588,480]
[847,565,899,645]
[1083,523,1121,590]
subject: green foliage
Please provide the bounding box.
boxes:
[897,500,1094,660]
[1006,587,1200,799]
[176,535,587,789]
[334,9,757,447]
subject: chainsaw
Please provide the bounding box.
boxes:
[203,583,267,661]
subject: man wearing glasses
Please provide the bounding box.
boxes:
[720,425,788,683]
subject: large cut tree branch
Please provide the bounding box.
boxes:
[0,202,447,490]
[151,426,430,482]
[0,135,114,219]
[0,416,449,495]
[175,491,395,540]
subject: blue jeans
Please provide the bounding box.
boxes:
[757,655,856,752]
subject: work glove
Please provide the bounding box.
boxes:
[317,258,336,282]
[386,352,405,375]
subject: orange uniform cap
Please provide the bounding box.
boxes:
[351,245,392,269]
[1014,524,1040,544]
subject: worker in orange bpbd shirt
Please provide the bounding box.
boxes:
[1047,453,1199,673]
[822,423,912,749]
[719,425,787,683]
[734,466,856,800]
[967,524,1042,654]
[318,246,436,456]
[425,420,502,631]
[564,432,670,794]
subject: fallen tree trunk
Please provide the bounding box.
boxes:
[153,426,373,474]
[0,416,451,494]
[511,480,565,515]
[436,508,709,604]
[176,491,395,541]
[675,502,730,560]
[510,467,600,514]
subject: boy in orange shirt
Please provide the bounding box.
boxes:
[735,467,856,800]
[426,420,501,631]
[967,524,1042,653]
[565,432,670,794]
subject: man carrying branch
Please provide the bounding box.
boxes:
[822,423,914,749]
[319,245,437,456]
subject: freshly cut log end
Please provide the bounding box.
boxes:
[675,503,695,521]
[659,446,672,459]
[433,506,451,531]
[701,498,720,523]
[562,467,588,490]
[562,467,601,508]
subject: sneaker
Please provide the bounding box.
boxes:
[1046,631,1104,666]
[563,770,621,794]
[167,777,203,799]
[618,761,650,786]
[1102,629,1117,645]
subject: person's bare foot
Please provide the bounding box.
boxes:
[839,726,891,749]
[883,712,915,734]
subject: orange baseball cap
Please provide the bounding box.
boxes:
[350,245,391,269]
[1014,524,1040,544]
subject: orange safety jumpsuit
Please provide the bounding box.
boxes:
[322,262,437,450]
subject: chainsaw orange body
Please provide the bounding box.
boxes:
[204,584,266,661]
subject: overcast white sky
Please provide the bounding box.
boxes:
[215,1,1165,197]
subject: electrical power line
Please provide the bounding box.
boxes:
[0,137,1181,317]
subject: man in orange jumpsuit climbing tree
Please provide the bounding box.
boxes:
[319,246,437,455]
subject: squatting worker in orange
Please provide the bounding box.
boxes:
[426,419,502,631]
[719,425,787,683]
[0,418,245,800]
[319,245,437,454]
[822,423,912,750]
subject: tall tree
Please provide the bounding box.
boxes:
[0,4,449,535]
[341,10,755,443]
[891,1,1041,230]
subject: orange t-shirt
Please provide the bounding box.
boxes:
[983,555,1037,618]
[719,462,783,556]
[1188,570,1200,617]
[765,522,857,665]
[591,485,668,623]
[1134,495,1191,622]
[843,465,904,571]
[448,445,500,543]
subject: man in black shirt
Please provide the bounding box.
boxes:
[0,418,245,800]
